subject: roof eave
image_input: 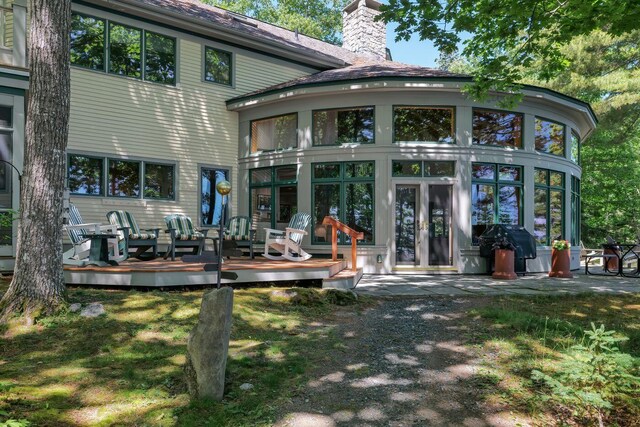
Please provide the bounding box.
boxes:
[79,0,348,69]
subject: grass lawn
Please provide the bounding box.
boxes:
[0,279,368,427]
[470,293,640,426]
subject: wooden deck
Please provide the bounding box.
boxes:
[64,257,352,288]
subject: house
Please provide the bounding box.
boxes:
[0,0,596,274]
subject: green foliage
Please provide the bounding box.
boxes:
[379,0,640,105]
[521,30,640,245]
[200,0,350,44]
[532,323,640,425]
[0,411,30,427]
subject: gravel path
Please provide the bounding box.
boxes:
[274,297,531,427]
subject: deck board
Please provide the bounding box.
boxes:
[64,257,349,287]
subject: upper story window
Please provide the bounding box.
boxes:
[70,12,176,86]
[535,117,565,156]
[313,106,374,146]
[472,109,523,148]
[109,23,142,79]
[570,130,580,165]
[204,47,232,86]
[0,0,14,50]
[393,106,455,144]
[70,14,105,70]
[250,113,297,153]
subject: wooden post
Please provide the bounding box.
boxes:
[331,226,338,261]
[351,239,357,272]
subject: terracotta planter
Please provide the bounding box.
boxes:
[493,249,517,280]
[549,248,573,278]
[603,247,620,272]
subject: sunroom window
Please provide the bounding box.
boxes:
[393,106,454,143]
[250,114,297,152]
[313,107,374,146]
[472,109,523,148]
[70,13,105,71]
[535,118,565,156]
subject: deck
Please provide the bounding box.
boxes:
[63,257,359,288]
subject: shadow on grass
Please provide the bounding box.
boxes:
[0,285,357,426]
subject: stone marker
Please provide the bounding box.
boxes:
[184,287,233,400]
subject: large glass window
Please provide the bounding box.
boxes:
[108,159,140,197]
[204,47,232,86]
[472,109,523,148]
[250,166,298,241]
[108,23,142,79]
[471,163,523,244]
[68,154,174,200]
[70,13,176,85]
[68,155,104,196]
[201,167,230,227]
[571,131,580,165]
[144,163,175,200]
[393,106,454,143]
[144,31,176,85]
[571,176,580,246]
[534,168,565,245]
[313,107,374,146]
[535,117,565,156]
[312,161,374,245]
[250,114,297,152]
[70,13,105,71]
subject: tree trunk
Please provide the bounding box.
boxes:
[0,0,71,323]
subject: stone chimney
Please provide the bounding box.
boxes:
[342,0,386,60]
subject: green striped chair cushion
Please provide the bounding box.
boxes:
[107,211,158,240]
[287,212,311,245]
[66,204,87,245]
[224,216,251,241]
[164,214,204,240]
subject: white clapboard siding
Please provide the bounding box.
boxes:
[68,36,313,244]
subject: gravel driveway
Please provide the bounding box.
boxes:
[274,297,532,427]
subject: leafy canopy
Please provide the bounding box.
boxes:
[200,0,350,44]
[378,0,640,104]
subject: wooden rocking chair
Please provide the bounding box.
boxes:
[262,212,312,262]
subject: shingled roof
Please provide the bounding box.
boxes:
[227,62,470,103]
[111,0,366,66]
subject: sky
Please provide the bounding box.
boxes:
[385,23,441,68]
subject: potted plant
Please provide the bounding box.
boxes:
[492,236,517,280]
[549,239,573,278]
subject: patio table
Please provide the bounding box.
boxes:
[80,233,119,267]
[586,243,640,277]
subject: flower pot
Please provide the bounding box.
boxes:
[603,247,619,272]
[549,248,573,278]
[492,249,517,280]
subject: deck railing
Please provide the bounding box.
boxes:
[321,216,364,272]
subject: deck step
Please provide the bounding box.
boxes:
[322,268,363,290]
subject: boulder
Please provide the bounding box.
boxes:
[80,303,105,317]
[184,287,234,400]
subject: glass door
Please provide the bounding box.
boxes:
[427,185,453,266]
[395,185,419,265]
[0,103,13,256]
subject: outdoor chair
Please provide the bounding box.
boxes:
[163,214,209,261]
[106,210,159,259]
[64,203,125,266]
[262,212,312,262]
[223,215,255,258]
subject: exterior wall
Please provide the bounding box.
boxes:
[67,3,317,246]
[235,86,590,274]
[0,0,26,68]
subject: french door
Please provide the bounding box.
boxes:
[394,184,453,267]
